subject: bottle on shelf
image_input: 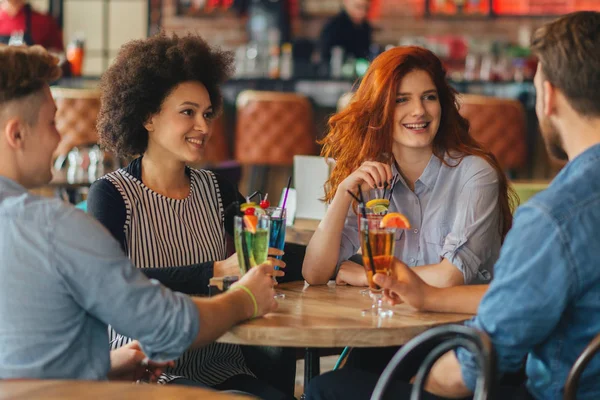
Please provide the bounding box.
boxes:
[280,42,293,80]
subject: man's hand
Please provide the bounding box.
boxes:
[215,248,286,278]
[373,258,430,310]
[233,261,282,319]
[336,260,368,286]
[107,340,175,382]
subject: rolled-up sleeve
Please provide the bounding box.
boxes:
[52,208,200,362]
[456,204,574,390]
[334,205,361,279]
[441,160,501,283]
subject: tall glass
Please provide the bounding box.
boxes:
[359,216,396,318]
[266,207,286,299]
[234,215,270,274]
[358,206,387,296]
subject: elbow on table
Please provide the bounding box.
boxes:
[302,260,332,285]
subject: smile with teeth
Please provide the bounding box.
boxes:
[403,122,430,130]
[186,137,206,146]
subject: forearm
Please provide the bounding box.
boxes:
[412,259,465,288]
[303,189,353,284]
[423,284,488,314]
[189,289,252,348]
[141,263,214,295]
[425,351,472,398]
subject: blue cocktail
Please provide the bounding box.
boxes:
[266,207,286,299]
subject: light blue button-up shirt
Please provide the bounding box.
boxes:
[0,176,200,380]
[337,153,502,284]
[458,143,600,400]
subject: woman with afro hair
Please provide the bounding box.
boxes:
[87,33,290,399]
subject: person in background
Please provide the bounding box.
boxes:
[307,10,600,400]
[0,0,63,51]
[319,0,372,66]
[0,44,279,383]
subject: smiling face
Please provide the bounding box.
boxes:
[392,69,441,154]
[144,81,215,164]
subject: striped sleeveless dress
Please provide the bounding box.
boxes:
[101,166,253,386]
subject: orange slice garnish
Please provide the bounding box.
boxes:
[243,215,258,233]
[380,212,411,229]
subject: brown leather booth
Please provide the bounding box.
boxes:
[458,94,527,172]
[234,91,317,166]
[51,87,101,159]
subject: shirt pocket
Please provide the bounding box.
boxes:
[422,225,450,260]
[394,229,405,243]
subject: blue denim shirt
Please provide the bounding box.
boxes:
[0,176,200,380]
[337,153,502,284]
[457,143,600,400]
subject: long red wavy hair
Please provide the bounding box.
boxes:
[320,46,517,240]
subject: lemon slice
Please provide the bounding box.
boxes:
[371,205,389,215]
[240,202,257,212]
[366,198,390,209]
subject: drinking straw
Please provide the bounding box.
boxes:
[248,190,260,201]
[240,219,252,272]
[357,186,377,276]
[346,190,361,203]
[383,181,389,199]
[281,176,292,210]
[388,175,398,201]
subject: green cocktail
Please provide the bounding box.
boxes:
[234,215,270,274]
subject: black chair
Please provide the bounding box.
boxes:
[371,324,496,400]
[563,333,600,400]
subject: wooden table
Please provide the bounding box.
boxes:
[285,219,319,246]
[0,380,251,399]
[218,281,473,389]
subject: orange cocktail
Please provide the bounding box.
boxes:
[358,212,410,317]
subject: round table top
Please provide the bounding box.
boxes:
[218,281,473,348]
[0,380,250,399]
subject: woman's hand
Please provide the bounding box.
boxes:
[338,161,394,196]
[214,253,240,278]
[336,260,368,286]
[107,340,175,382]
[268,248,286,272]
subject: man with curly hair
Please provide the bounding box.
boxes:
[0,44,279,384]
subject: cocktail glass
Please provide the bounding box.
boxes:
[359,216,396,318]
[233,214,270,274]
[358,205,387,296]
[266,207,286,299]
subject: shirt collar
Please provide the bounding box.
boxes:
[0,175,28,195]
[391,154,442,191]
[557,142,600,180]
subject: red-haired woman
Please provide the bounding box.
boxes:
[302,45,516,396]
[302,46,515,290]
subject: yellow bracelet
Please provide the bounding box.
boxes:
[234,284,258,319]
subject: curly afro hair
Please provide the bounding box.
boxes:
[97,33,234,157]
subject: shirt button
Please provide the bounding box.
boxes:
[413,229,419,234]
[409,258,416,263]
